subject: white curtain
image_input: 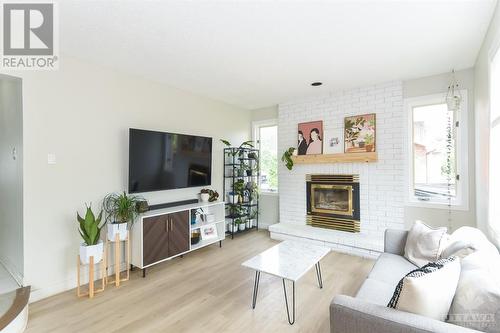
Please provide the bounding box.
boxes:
[488,48,500,246]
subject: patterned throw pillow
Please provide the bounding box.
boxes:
[388,256,461,321]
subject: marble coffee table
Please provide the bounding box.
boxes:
[241,240,330,325]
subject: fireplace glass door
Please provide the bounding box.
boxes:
[310,184,353,216]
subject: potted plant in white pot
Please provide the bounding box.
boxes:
[77,204,105,265]
[102,191,143,241]
[200,188,210,202]
[235,218,246,231]
[248,209,258,228]
[227,191,238,204]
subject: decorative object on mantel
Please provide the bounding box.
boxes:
[76,204,106,298]
[298,120,323,155]
[323,128,343,154]
[102,191,143,242]
[292,151,377,164]
[281,147,296,170]
[344,113,376,153]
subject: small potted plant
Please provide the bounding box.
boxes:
[200,188,210,202]
[235,218,245,231]
[233,179,245,203]
[77,204,105,265]
[227,191,238,204]
[103,191,143,241]
[248,209,258,228]
[246,181,259,203]
[237,163,246,177]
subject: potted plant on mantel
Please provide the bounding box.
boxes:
[77,204,105,265]
[102,192,143,241]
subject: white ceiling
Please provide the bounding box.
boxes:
[60,0,497,109]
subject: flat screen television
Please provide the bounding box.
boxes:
[128,128,212,193]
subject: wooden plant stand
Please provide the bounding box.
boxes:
[105,233,130,287]
[77,254,106,298]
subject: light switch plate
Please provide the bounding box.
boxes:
[47,153,56,164]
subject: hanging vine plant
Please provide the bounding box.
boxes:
[281,147,296,170]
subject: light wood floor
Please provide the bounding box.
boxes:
[25,231,373,333]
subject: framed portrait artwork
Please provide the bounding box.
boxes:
[297,120,323,155]
[323,129,343,154]
[344,113,376,153]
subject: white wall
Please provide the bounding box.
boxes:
[251,106,280,228]
[474,1,500,246]
[13,56,251,301]
[403,69,476,230]
[277,81,406,254]
[0,75,24,283]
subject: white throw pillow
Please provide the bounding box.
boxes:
[404,220,448,267]
[441,226,499,259]
[388,256,461,321]
[448,251,500,332]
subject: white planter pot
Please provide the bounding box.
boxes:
[79,240,104,265]
[245,220,251,228]
[238,223,246,231]
[107,222,128,241]
[228,194,238,204]
[200,193,210,202]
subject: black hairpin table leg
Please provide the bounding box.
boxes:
[282,279,295,325]
[315,262,323,289]
[252,271,260,309]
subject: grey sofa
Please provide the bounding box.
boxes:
[330,229,482,333]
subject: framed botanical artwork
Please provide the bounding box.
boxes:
[298,120,323,155]
[344,113,376,153]
[323,129,343,154]
[200,224,218,240]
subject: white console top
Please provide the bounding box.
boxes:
[141,200,224,218]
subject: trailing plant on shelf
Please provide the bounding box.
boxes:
[233,179,246,202]
[102,191,144,241]
[281,147,296,170]
[76,204,105,264]
[227,204,243,218]
[220,139,254,156]
[245,181,259,202]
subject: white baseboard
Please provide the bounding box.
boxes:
[29,262,129,303]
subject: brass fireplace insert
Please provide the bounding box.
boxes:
[306,174,360,233]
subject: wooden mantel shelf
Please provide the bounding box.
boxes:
[291,152,377,164]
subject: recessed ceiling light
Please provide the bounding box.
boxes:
[311,82,323,86]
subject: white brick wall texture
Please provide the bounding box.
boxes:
[274,81,405,255]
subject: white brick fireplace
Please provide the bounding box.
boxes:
[269,81,405,258]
